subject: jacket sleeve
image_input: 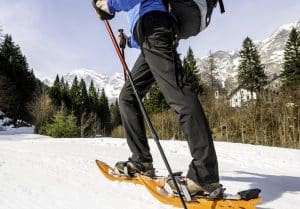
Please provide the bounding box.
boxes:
[127,36,140,49]
[108,0,142,13]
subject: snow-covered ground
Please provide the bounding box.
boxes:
[0,126,34,135]
[0,113,34,135]
[0,135,299,209]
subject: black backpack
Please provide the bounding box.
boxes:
[164,0,225,39]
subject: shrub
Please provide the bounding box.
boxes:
[40,111,78,138]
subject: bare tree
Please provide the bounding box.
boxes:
[80,112,97,137]
[28,88,55,133]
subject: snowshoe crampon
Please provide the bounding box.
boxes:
[137,174,262,209]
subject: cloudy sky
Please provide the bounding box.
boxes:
[0,0,299,80]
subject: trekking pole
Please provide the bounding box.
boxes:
[103,20,189,209]
[121,48,126,80]
[118,29,127,80]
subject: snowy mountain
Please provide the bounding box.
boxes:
[0,134,299,209]
[43,69,124,102]
[41,21,300,99]
[42,78,55,87]
[197,21,300,89]
[62,69,124,102]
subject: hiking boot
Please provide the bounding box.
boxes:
[165,176,223,198]
[114,159,155,177]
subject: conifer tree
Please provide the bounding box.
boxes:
[207,51,218,89]
[183,47,202,93]
[70,76,81,121]
[98,89,111,135]
[79,78,89,113]
[0,34,37,122]
[144,85,168,114]
[42,110,78,138]
[110,99,122,128]
[0,36,18,116]
[88,80,98,113]
[238,37,267,98]
[60,78,71,110]
[0,75,17,117]
[281,27,300,87]
[49,75,62,107]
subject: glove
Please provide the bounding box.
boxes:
[92,0,115,20]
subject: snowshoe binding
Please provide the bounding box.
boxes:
[164,172,224,201]
[113,158,155,177]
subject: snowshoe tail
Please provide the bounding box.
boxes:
[238,188,261,200]
[137,174,262,209]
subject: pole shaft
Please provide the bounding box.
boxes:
[103,20,188,209]
[121,48,126,80]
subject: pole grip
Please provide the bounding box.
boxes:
[118,29,127,49]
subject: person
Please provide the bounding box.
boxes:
[94,0,221,196]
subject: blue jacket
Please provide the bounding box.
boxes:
[107,0,166,48]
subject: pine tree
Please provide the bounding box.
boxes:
[0,34,38,122]
[0,74,18,117]
[49,75,62,107]
[0,35,21,71]
[79,78,89,113]
[98,89,111,135]
[60,78,72,110]
[281,27,300,88]
[207,51,218,89]
[70,76,81,121]
[144,85,168,114]
[183,47,202,94]
[88,80,98,113]
[110,99,122,128]
[76,79,92,136]
[42,110,78,138]
[238,37,267,98]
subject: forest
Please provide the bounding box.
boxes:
[0,27,299,148]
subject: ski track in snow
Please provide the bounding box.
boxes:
[0,135,299,209]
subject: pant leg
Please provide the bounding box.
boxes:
[119,53,155,163]
[136,11,219,184]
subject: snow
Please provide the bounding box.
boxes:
[0,134,299,209]
[0,115,34,135]
[275,21,300,35]
[0,126,34,135]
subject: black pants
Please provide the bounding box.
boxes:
[119,11,219,184]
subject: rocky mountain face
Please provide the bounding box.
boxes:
[197,21,300,91]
